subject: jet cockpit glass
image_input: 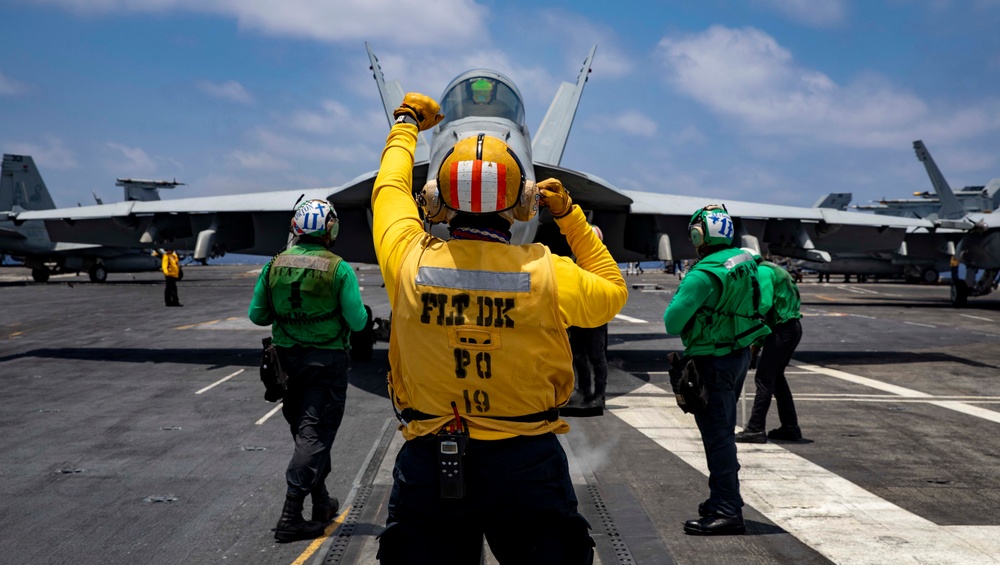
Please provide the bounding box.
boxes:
[439,76,525,127]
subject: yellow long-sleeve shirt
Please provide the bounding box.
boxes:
[371,123,627,439]
[161,251,180,278]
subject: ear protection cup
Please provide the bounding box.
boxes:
[499,179,538,224]
[326,215,340,241]
[417,180,455,224]
[689,224,704,247]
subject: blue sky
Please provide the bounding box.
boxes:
[2,0,1000,213]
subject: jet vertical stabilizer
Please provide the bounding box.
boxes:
[813,193,852,210]
[531,45,597,167]
[913,140,965,220]
[1,154,57,212]
[366,42,429,163]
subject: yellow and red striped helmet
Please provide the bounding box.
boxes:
[436,134,526,215]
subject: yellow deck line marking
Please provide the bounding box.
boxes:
[290,506,352,565]
[174,319,221,330]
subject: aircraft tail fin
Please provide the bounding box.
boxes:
[1,154,57,212]
[532,45,597,167]
[813,192,852,210]
[366,42,429,163]
[913,140,965,219]
[982,178,1000,211]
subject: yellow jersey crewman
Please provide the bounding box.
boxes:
[371,93,627,564]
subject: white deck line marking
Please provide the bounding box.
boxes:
[840,285,879,294]
[795,364,933,397]
[903,321,937,328]
[195,368,244,394]
[794,398,1000,404]
[614,314,648,324]
[610,382,1000,564]
[848,314,877,319]
[960,314,994,322]
[797,362,1000,425]
[255,403,283,425]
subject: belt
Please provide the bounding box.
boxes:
[399,407,561,423]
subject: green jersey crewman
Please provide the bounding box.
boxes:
[248,199,369,543]
[663,204,770,536]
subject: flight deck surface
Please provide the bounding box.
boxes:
[2,265,999,564]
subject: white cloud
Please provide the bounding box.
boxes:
[27,0,489,46]
[195,79,253,105]
[753,0,847,27]
[586,110,658,137]
[537,10,633,79]
[226,150,291,171]
[671,125,709,146]
[0,70,28,95]
[655,25,1000,148]
[250,127,374,163]
[3,136,77,168]
[106,142,157,172]
[287,100,352,134]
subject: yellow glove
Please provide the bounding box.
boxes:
[393,92,444,131]
[537,178,573,218]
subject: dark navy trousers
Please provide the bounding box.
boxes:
[378,432,594,564]
[746,319,802,432]
[692,348,750,517]
[278,347,349,500]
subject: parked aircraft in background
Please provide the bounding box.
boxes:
[15,45,938,273]
[1,154,177,282]
[801,189,960,284]
[910,140,1000,306]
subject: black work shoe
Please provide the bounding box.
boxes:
[274,519,326,543]
[734,429,767,443]
[311,496,340,524]
[684,513,746,536]
[274,496,326,543]
[767,425,802,441]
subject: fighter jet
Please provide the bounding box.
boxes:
[15,45,937,270]
[800,189,962,285]
[911,140,1000,306]
[0,154,170,282]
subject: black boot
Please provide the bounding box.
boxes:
[311,485,340,524]
[274,495,326,542]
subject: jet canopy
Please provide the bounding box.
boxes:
[439,71,525,128]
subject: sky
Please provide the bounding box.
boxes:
[2,0,1000,214]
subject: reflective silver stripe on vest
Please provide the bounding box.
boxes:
[416,266,531,292]
[724,252,754,271]
[273,255,331,271]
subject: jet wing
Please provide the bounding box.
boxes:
[528,170,939,263]
[16,175,385,263]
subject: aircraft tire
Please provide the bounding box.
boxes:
[921,268,939,284]
[950,280,968,308]
[89,264,108,283]
[31,267,50,283]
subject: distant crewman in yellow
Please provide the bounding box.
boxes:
[371,92,627,563]
[160,248,182,307]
